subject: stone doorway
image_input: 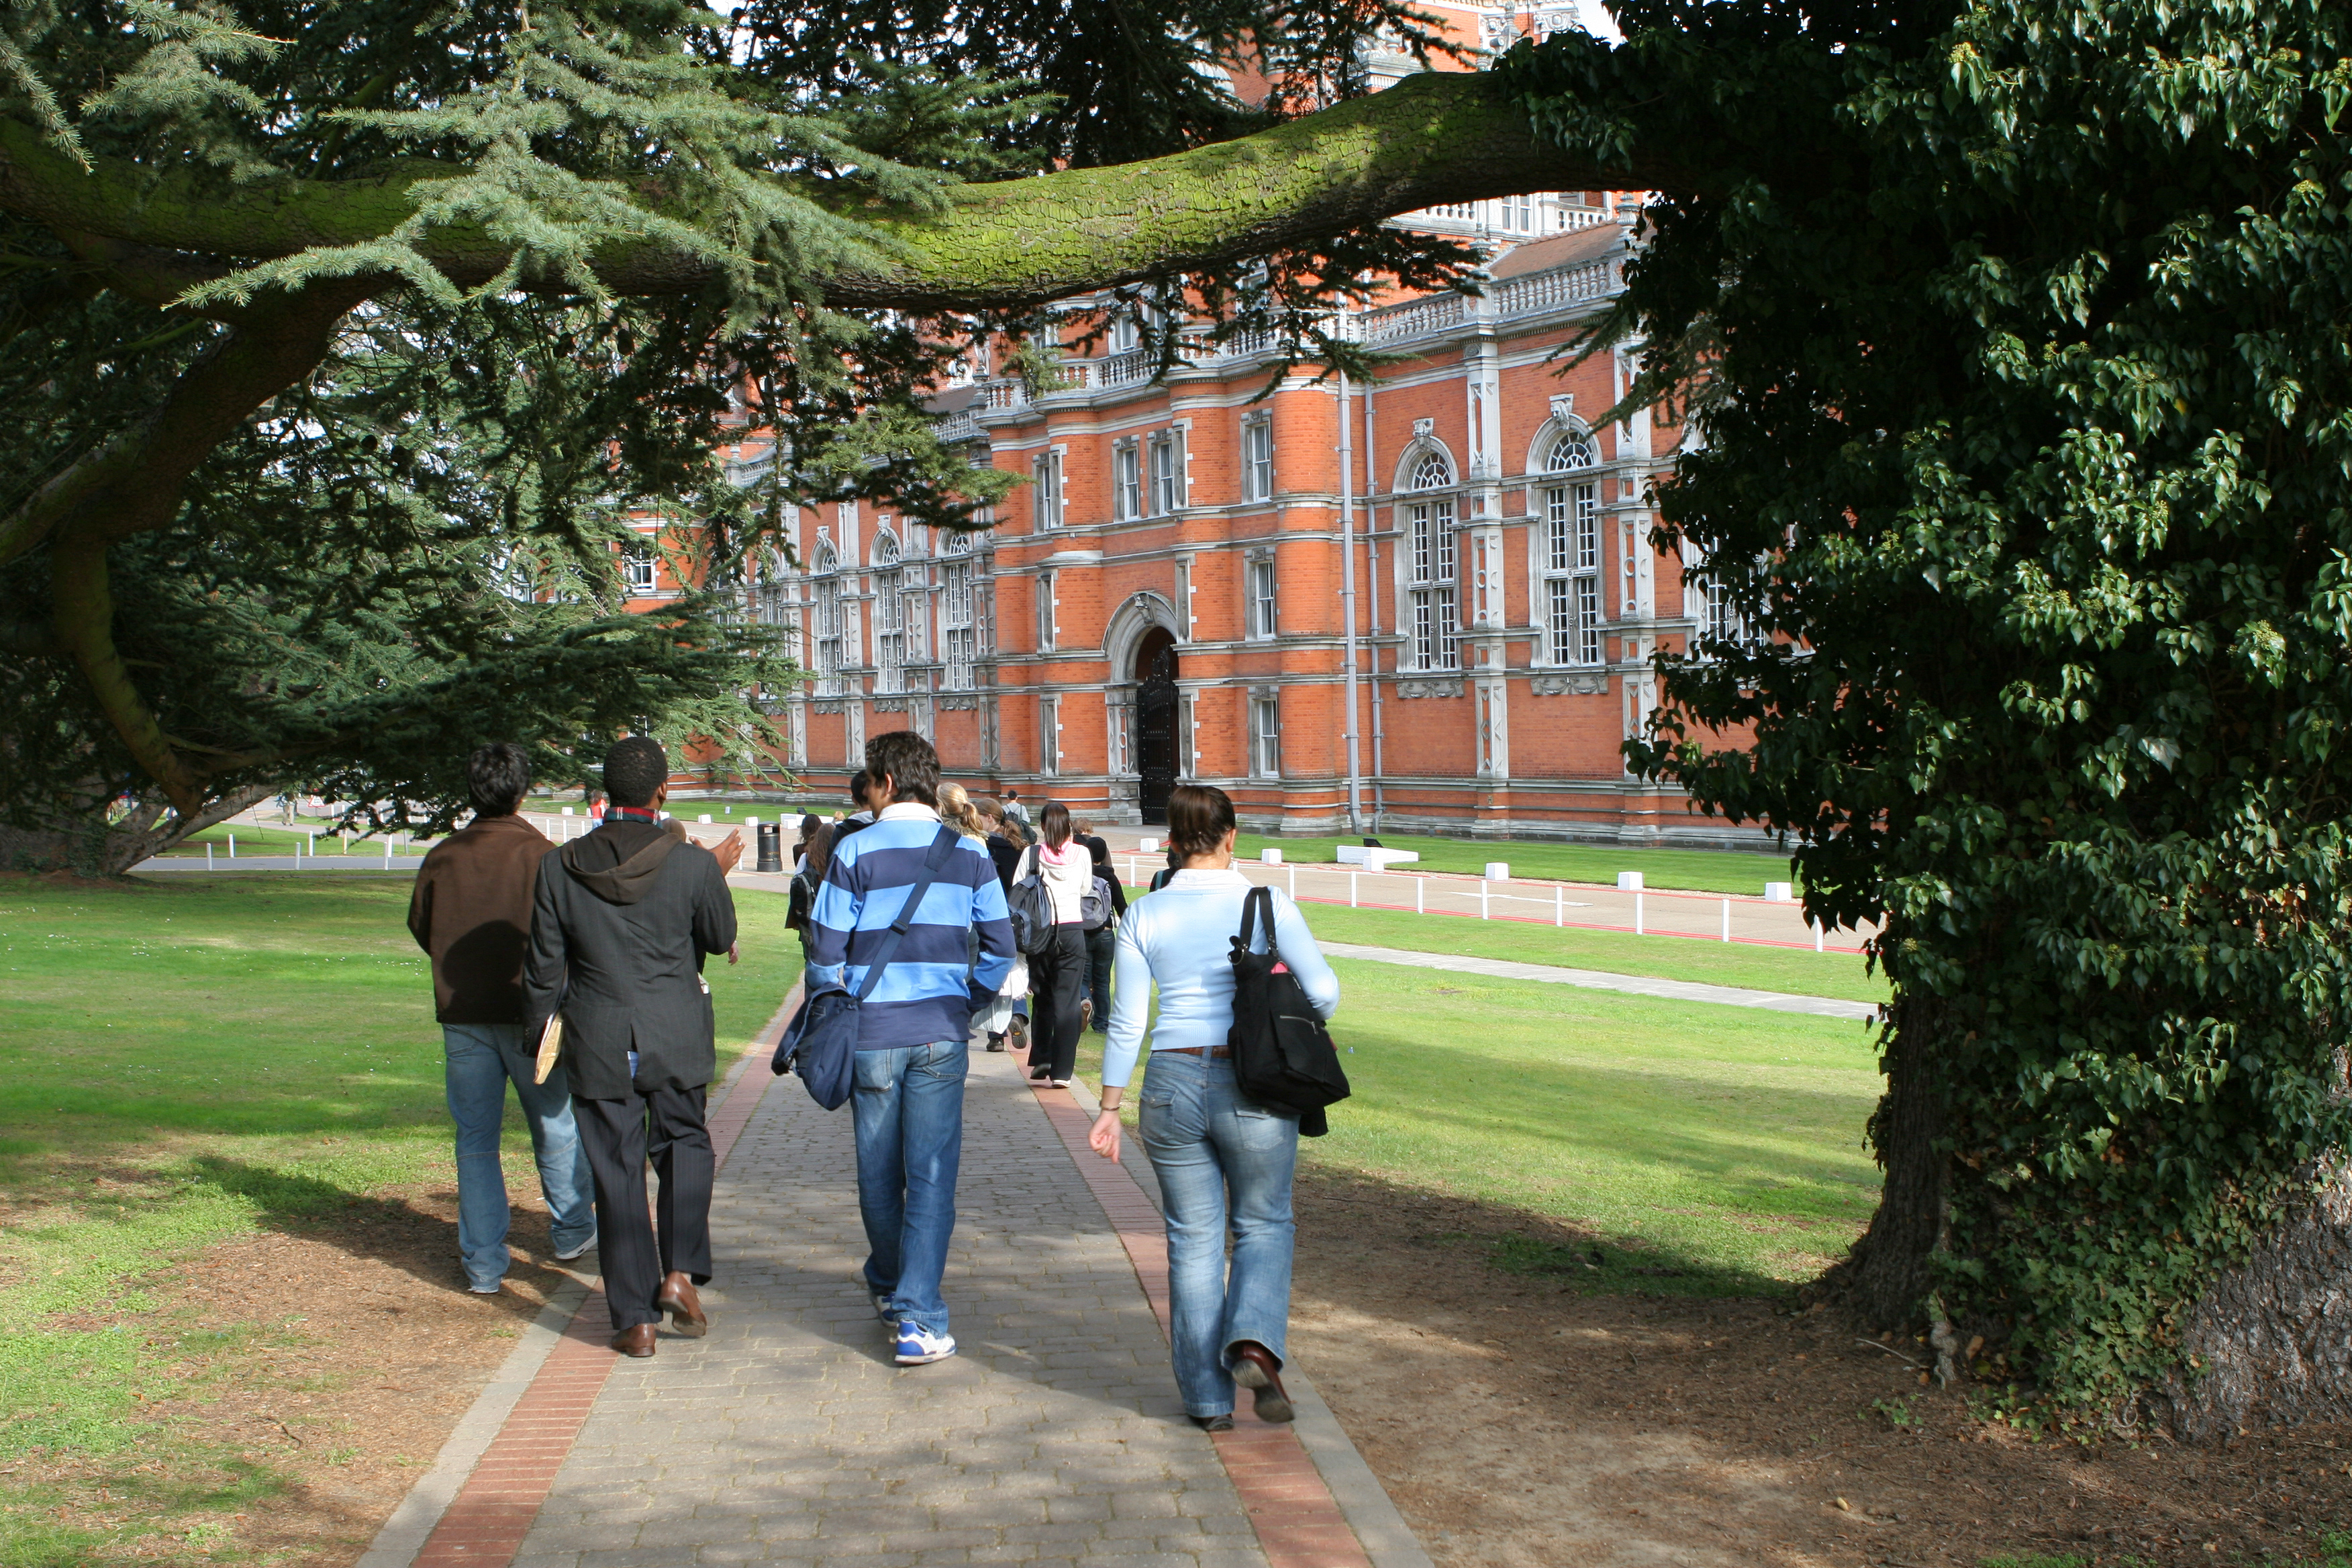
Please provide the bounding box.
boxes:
[1134,628,1179,825]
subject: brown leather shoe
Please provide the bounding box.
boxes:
[656,1271,709,1338]
[609,1323,657,1357]
[1229,1341,1293,1423]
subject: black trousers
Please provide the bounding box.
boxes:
[1032,923,1087,1081]
[573,1083,713,1330]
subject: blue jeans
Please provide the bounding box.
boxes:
[1138,1052,1299,1417]
[443,1024,598,1290]
[852,1041,969,1335]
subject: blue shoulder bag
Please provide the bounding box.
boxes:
[773,825,960,1110]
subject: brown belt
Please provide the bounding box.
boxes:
[1158,1046,1232,1059]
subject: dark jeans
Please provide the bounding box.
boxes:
[573,1084,714,1330]
[1032,923,1087,1080]
[1083,924,1116,1032]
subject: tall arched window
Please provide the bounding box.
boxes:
[1404,450,1459,671]
[873,533,905,693]
[941,531,977,690]
[812,540,843,696]
[1539,428,1602,665]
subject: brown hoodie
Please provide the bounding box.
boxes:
[558,816,686,903]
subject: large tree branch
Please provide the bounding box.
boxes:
[39,281,377,808]
[0,71,1663,311]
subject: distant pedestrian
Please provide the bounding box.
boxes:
[587,792,607,824]
[973,797,1028,1053]
[1080,835,1126,1034]
[832,769,878,851]
[405,744,597,1295]
[804,732,1014,1366]
[999,787,1031,833]
[1020,802,1093,1087]
[524,737,744,1357]
[1087,783,1339,1430]
[793,812,824,871]
[787,823,834,958]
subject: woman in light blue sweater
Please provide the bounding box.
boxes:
[1087,784,1340,1430]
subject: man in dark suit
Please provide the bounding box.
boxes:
[524,736,742,1357]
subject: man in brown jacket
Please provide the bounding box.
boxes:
[407,744,597,1293]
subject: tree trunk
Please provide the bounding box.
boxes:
[1820,989,1952,1328]
[0,781,276,875]
[2139,1048,2352,1438]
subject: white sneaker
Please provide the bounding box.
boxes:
[893,1322,956,1365]
[554,1234,597,1261]
[871,1291,899,1326]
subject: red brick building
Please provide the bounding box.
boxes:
[668,203,1762,846]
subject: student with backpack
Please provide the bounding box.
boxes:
[1084,784,1340,1430]
[802,732,1014,1366]
[1080,834,1126,1033]
[1010,801,1095,1087]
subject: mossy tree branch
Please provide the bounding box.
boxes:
[0,70,1656,310]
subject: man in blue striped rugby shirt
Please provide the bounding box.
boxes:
[805,730,1015,1365]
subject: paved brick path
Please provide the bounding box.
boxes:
[503,1046,1275,1568]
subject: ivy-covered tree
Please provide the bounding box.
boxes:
[4,0,2351,1430]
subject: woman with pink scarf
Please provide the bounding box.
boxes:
[1021,801,1093,1085]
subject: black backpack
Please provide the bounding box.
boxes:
[1007,846,1057,957]
[1225,886,1349,1137]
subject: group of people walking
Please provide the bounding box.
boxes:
[405,729,1339,1430]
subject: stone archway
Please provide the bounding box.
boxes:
[1132,627,1179,824]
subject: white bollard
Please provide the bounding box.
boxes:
[1815,920,1826,953]
[1479,883,1489,920]
[1722,897,1732,941]
[698,814,713,824]
[228,834,235,859]
[1636,891,1645,935]
[1416,879,1424,915]
[207,843,214,869]
[562,805,575,816]
[1555,885,1564,927]
[1288,865,1296,899]
[1139,836,1160,854]
[1350,872,1359,908]
[383,839,392,869]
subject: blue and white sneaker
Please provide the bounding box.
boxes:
[893,1322,956,1365]
[871,1291,899,1326]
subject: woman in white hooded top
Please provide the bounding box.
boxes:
[1020,801,1094,1085]
[1087,783,1339,1430]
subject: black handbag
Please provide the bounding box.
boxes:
[773,826,959,1109]
[1224,885,1349,1137]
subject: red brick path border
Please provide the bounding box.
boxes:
[1014,1048,1378,1568]
[407,996,794,1567]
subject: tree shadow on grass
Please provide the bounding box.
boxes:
[181,1154,565,1316]
[1293,1161,1830,1301]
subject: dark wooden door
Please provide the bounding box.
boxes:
[1135,632,1179,825]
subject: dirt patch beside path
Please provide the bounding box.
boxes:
[1289,1167,2352,1568]
[23,1181,576,1566]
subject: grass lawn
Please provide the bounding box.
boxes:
[1076,957,1884,1297]
[0,873,794,1561]
[1265,899,1887,1004]
[1232,830,1796,895]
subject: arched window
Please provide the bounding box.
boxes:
[942,532,978,690]
[1545,429,1598,471]
[1402,450,1459,671]
[873,533,905,692]
[812,540,844,696]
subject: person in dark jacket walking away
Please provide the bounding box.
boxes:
[524,736,743,1357]
[407,744,596,1294]
[805,732,1014,1365]
[1080,835,1126,1034]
